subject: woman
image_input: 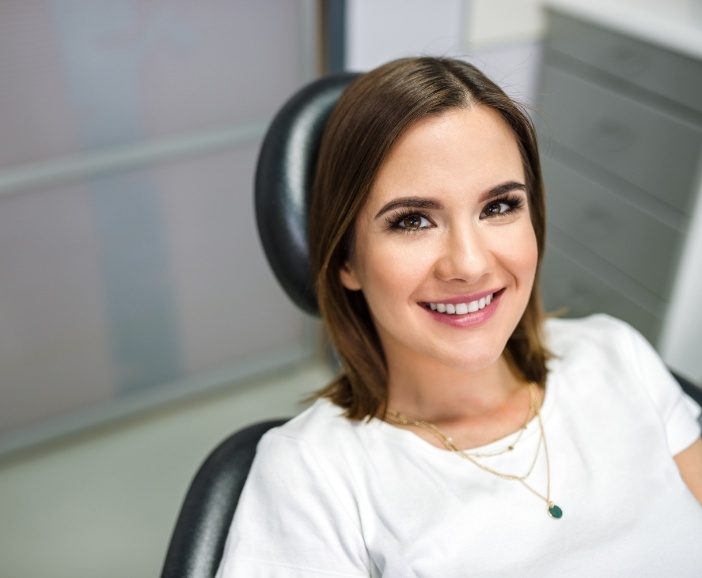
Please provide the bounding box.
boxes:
[216,57,702,577]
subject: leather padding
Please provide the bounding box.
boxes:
[160,419,288,578]
[255,72,360,315]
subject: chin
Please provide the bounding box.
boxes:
[433,340,508,373]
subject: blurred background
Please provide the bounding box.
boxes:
[0,0,700,576]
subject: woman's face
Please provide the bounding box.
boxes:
[340,105,538,375]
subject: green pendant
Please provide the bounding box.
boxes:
[548,504,563,519]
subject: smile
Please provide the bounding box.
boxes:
[427,293,494,315]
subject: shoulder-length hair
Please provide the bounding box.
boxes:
[309,56,548,420]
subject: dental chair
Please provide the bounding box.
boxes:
[159,71,702,578]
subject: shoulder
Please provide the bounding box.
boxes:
[263,397,358,447]
[544,313,650,373]
[241,398,366,517]
[252,398,364,472]
[545,313,634,355]
[544,312,670,377]
[543,313,659,406]
[221,401,372,575]
[544,314,700,454]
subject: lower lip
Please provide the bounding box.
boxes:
[423,291,502,328]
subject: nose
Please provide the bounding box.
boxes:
[433,221,494,283]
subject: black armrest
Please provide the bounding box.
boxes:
[161,418,288,578]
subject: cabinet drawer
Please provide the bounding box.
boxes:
[543,158,682,299]
[541,242,663,343]
[539,64,702,214]
[546,10,702,115]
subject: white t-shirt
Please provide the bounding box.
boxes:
[215,315,702,577]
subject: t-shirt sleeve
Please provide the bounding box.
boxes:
[622,320,701,456]
[214,430,371,578]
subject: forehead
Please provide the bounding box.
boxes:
[366,106,524,206]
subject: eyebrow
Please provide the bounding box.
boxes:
[373,181,527,219]
[374,197,442,219]
[481,181,527,202]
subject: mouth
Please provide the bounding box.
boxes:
[424,290,500,315]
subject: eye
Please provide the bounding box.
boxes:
[481,201,511,218]
[398,214,431,230]
[387,211,433,231]
[479,195,524,219]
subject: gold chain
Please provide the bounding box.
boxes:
[463,384,534,458]
[386,383,563,518]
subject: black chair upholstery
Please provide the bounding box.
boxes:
[161,419,287,578]
[255,72,359,315]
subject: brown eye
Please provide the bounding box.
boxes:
[481,201,512,219]
[387,212,432,231]
[401,215,425,230]
[485,202,502,216]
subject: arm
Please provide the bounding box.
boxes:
[675,437,702,506]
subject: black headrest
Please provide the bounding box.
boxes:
[254,72,360,316]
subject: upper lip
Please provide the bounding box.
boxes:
[423,288,502,305]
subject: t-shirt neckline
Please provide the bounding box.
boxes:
[370,373,558,457]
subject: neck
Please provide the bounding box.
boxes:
[384,353,537,450]
[386,353,523,421]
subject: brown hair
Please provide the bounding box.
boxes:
[309,57,548,420]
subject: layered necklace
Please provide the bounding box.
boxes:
[387,383,563,519]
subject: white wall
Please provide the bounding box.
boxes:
[346,0,465,69]
[345,0,545,105]
[660,162,702,383]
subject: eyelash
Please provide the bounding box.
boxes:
[480,195,525,219]
[385,210,433,233]
[385,194,525,233]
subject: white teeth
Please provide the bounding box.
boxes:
[428,293,495,315]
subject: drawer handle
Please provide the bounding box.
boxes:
[586,120,635,153]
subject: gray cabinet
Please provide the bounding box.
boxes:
[536,9,702,344]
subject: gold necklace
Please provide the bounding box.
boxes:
[387,383,563,519]
[389,385,535,465]
[465,385,535,458]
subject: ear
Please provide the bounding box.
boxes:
[339,260,362,291]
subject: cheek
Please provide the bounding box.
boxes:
[495,222,538,280]
[514,226,539,281]
[357,242,430,307]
